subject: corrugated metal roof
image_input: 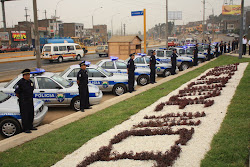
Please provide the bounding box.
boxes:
[108,35,142,43]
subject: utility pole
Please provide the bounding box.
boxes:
[123,24,126,36]
[203,0,206,41]
[239,0,244,59]
[24,7,30,22]
[143,9,146,53]
[166,0,168,48]
[33,0,41,68]
[1,0,7,32]
[44,10,47,19]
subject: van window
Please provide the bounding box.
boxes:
[43,46,51,52]
[59,46,66,51]
[68,46,74,51]
[105,46,108,49]
[53,46,59,51]
[75,45,81,50]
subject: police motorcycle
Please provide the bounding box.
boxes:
[96,56,151,86]
[0,91,48,137]
[128,53,179,77]
[60,62,132,96]
[148,48,194,71]
[170,45,207,64]
[0,69,103,111]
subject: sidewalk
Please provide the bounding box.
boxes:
[225,53,250,58]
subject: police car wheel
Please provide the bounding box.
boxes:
[58,56,63,63]
[163,69,171,77]
[137,75,149,86]
[113,84,126,96]
[76,55,81,61]
[71,96,80,111]
[0,118,21,138]
[180,62,189,71]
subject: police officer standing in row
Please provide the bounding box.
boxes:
[171,49,177,75]
[149,51,157,84]
[207,43,211,61]
[77,61,91,112]
[219,41,224,55]
[215,43,219,57]
[127,53,135,93]
[193,43,198,66]
[15,69,37,133]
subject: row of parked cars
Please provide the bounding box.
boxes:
[0,44,215,138]
[0,45,32,53]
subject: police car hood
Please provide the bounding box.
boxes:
[0,96,43,113]
[68,82,100,93]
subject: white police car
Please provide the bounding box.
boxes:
[96,57,151,86]
[170,46,207,64]
[0,91,48,137]
[148,48,194,71]
[0,69,102,111]
[125,54,179,77]
[60,64,132,96]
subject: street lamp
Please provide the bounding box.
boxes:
[111,13,120,36]
[121,16,130,36]
[206,1,215,40]
[55,0,64,37]
[92,7,103,28]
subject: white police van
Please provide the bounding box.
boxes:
[0,69,102,111]
[169,46,207,64]
[0,91,48,137]
[125,54,179,77]
[96,57,152,86]
[60,64,132,96]
[148,48,194,71]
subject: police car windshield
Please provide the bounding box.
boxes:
[97,66,112,77]
[52,74,72,88]
[0,92,10,103]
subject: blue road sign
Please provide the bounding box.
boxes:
[131,11,144,16]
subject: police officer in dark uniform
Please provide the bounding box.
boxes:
[171,49,178,75]
[149,51,156,84]
[193,43,198,66]
[207,43,211,61]
[77,61,91,112]
[224,42,227,53]
[215,43,219,57]
[127,53,135,93]
[15,69,36,133]
[219,41,224,55]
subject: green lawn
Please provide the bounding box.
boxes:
[0,55,249,167]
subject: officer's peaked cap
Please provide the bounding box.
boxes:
[129,53,135,57]
[79,61,88,67]
[21,69,31,75]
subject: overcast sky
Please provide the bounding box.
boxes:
[1,0,249,34]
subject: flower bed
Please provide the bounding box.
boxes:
[53,63,248,167]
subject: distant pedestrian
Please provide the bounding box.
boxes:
[219,41,224,55]
[15,69,37,133]
[224,42,227,53]
[171,49,178,74]
[248,39,250,55]
[149,51,156,84]
[236,39,239,49]
[127,53,136,93]
[77,61,91,112]
[193,43,198,66]
[242,36,247,55]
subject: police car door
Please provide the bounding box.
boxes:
[114,61,127,74]
[156,50,168,63]
[164,50,173,64]
[87,68,109,91]
[100,61,116,74]
[35,77,67,104]
[66,68,80,82]
[134,57,148,69]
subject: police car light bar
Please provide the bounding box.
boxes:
[110,56,118,61]
[137,53,142,55]
[30,68,45,74]
[85,61,91,66]
[141,53,147,57]
[159,48,167,50]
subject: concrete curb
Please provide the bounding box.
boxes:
[0,58,217,152]
[225,53,250,58]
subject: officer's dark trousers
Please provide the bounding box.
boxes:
[207,53,211,61]
[79,85,90,110]
[243,44,246,55]
[171,62,176,75]
[194,55,198,66]
[19,98,34,131]
[249,45,250,55]
[150,66,156,83]
[128,72,135,92]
